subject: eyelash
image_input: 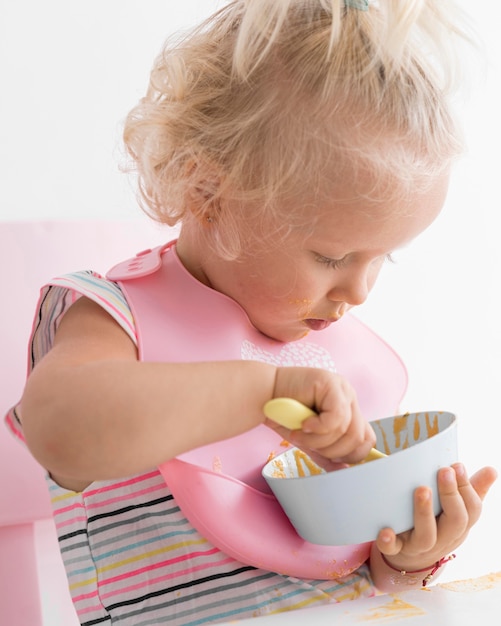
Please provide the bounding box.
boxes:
[315,254,348,270]
[315,253,395,270]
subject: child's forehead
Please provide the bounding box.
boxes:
[272,171,448,244]
[247,108,442,198]
[279,164,446,215]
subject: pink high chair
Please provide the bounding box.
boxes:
[0,220,173,626]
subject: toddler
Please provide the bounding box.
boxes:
[7,1,497,625]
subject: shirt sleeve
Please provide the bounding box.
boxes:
[5,270,137,441]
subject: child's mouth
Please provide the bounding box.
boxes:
[303,319,333,331]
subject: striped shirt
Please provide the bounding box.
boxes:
[5,271,376,625]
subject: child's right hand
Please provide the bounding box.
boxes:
[266,367,377,465]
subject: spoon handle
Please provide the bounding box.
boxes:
[263,397,386,464]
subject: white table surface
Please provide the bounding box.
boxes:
[219,572,501,625]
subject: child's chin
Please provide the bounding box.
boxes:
[268,328,311,342]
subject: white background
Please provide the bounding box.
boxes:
[1,0,500,606]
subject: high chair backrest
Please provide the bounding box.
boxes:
[0,220,173,626]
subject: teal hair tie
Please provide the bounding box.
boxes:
[345,0,370,10]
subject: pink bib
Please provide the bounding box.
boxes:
[107,241,407,579]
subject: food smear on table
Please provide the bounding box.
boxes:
[359,594,426,621]
[438,571,501,593]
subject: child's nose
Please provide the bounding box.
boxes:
[327,267,370,306]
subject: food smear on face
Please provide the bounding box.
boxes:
[289,298,313,319]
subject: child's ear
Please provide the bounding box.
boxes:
[188,183,222,226]
[185,160,222,224]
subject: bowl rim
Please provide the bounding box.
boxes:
[261,410,457,482]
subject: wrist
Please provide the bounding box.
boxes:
[380,551,456,587]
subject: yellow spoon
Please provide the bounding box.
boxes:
[263,397,386,464]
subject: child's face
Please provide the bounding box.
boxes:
[193,175,449,343]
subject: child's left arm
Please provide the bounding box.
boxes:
[369,463,497,592]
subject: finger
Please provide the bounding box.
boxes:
[308,410,375,459]
[300,449,349,472]
[445,464,498,530]
[334,435,377,465]
[453,464,482,526]
[468,465,498,501]
[408,486,437,551]
[304,427,375,463]
[436,466,470,536]
[375,527,402,557]
[301,401,353,439]
[265,416,373,466]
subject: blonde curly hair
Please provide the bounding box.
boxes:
[123,0,468,258]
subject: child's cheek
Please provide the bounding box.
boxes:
[289,298,313,320]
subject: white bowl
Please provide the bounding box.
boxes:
[262,411,458,545]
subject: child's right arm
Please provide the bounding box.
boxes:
[20,296,277,490]
[20,297,375,492]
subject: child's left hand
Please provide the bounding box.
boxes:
[374,463,497,576]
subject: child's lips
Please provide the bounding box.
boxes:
[303,310,345,331]
[303,318,334,331]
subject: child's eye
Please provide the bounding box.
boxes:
[314,254,348,270]
[315,253,396,270]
